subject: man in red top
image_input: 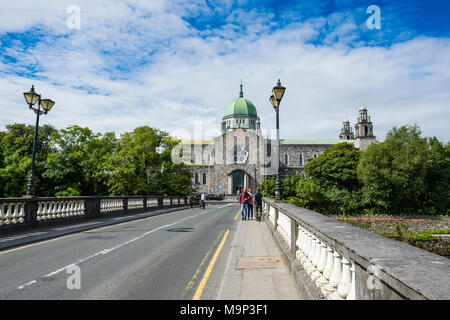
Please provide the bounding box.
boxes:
[238,187,251,220]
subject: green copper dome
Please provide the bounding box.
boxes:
[224,84,257,117]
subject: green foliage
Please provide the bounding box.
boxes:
[0,123,57,197]
[293,176,326,209]
[284,125,449,216]
[0,124,191,197]
[260,177,275,198]
[105,126,191,196]
[305,142,360,191]
[43,125,116,196]
[357,125,448,214]
[282,174,301,198]
[424,137,450,212]
[56,186,82,197]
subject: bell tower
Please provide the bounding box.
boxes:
[354,103,376,150]
[339,115,354,140]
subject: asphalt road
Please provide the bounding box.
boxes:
[0,202,240,300]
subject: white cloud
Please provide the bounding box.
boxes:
[0,1,449,144]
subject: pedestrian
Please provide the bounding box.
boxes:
[200,192,207,209]
[248,187,254,220]
[238,187,251,220]
[254,188,263,222]
[188,195,193,208]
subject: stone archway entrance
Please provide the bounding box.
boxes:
[232,170,244,194]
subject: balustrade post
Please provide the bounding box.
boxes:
[295,226,304,260]
[123,198,128,214]
[301,232,312,266]
[335,258,352,299]
[86,198,101,218]
[316,246,334,289]
[158,197,163,209]
[311,242,327,282]
[25,199,38,225]
[290,218,297,258]
[323,250,342,298]
[274,208,279,231]
[347,263,356,300]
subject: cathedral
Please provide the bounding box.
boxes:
[177,84,377,194]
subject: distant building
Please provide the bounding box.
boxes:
[178,84,377,194]
[353,105,377,150]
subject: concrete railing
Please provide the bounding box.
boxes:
[0,196,187,232]
[263,198,450,300]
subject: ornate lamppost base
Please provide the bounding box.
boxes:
[274,177,282,201]
[24,175,36,198]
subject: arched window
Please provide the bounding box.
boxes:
[207,153,211,164]
[284,154,289,165]
[203,173,207,184]
[299,154,303,166]
[314,154,318,158]
[194,173,199,184]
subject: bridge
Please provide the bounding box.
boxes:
[0,195,448,299]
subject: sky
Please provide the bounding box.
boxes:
[0,0,449,142]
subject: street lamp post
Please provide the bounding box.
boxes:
[269,79,286,201]
[23,85,55,197]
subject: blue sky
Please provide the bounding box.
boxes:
[0,0,449,142]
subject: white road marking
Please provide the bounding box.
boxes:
[17,280,37,290]
[216,203,236,209]
[16,210,208,290]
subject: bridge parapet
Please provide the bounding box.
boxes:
[0,196,187,232]
[263,198,450,300]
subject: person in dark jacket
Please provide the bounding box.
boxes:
[254,188,263,222]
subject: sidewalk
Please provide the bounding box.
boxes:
[217,216,301,299]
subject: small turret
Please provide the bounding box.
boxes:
[339,115,354,140]
[354,103,377,150]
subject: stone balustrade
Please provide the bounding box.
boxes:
[100,198,124,213]
[0,201,26,225]
[127,198,145,210]
[263,198,450,300]
[0,196,187,233]
[37,200,85,221]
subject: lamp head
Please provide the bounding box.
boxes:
[269,94,278,109]
[23,85,40,106]
[272,79,286,102]
[40,99,55,112]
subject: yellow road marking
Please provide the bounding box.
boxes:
[181,229,224,298]
[0,208,185,256]
[233,209,241,221]
[0,233,78,255]
[193,228,230,300]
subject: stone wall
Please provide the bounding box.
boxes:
[263,198,450,300]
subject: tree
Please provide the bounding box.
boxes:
[286,176,326,210]
[305,142,360,191]
[424,137,450,213]
[357,125,430,213]
[43,125,116,196]
[260,177,275,198]
[0,123,56,197]
[282,174,301,198]
[106,126,191,196]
